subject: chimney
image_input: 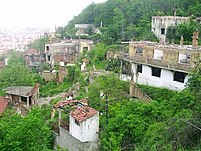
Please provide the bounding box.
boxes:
[180,35,184,46]
[173,9,176,17]
[192,31,199,48]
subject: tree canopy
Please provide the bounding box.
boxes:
[57,0,201,44]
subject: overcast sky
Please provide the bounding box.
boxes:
[0,0,107,28]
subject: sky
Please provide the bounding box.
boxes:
[0,0,107,28]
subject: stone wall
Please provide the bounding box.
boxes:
[54,127,99,151]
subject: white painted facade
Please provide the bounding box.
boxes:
[69,113,99,142]
[120,74,131,81]
[131,63,188,91]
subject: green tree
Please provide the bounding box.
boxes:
[0,107,52,151]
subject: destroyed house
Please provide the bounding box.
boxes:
[44,42,77,66]
[152,16,189,44]
[120,41,201,90]
[24,49,40,68]
[4,84,39,108]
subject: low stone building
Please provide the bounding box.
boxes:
[4,84,39,108]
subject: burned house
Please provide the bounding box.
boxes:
[44,42,77,67]
[120,33,201,91]
[24,49,40,68]
[4,84,39,108]
[53,100,99,151]
[152,16,189,44]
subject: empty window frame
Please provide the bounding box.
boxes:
[161,28,165,35]
[83,47,89,51]
[136,47,143,56]
[173,71,187,83]
[47,55,51,61]
[137,64,142,73]
[151,67,161,77]
[178,53,190,64]
[153,49,163,60]
[46,46,49,51]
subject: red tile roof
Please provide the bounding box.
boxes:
[0,97,8,113]
[54,100,98,122]
[54,100,80,109]
[70,106,97,122]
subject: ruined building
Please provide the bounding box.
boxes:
[44,40,93,67]
[120,32,200,91]
[152,16,189,44]
[24,49,40,69]
[4,84,40,108]
[45,42,77,66]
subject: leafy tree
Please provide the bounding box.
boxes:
[0,107,52,151]
[0,50,42,95]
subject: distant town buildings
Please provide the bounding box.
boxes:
[0,27,52,54]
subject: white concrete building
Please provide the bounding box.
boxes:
[69,106,99,142]
[120,41,201,91]
[130,63,188,91]
[152,16,189,43]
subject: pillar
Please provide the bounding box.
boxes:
[27,97,29,108]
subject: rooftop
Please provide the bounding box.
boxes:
[4,86,34,97]
[0,96,8,113]
[54,100,98,122]
[128,41,201,51]
[71,106,97,122]
[152,16,189,19]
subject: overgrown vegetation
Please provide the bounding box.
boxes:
[57,0,201,44]
[0,107,52,151]
[0,50,43,96]
[86,74,201,150]
[28,36,49,52]
[166,19,201,44]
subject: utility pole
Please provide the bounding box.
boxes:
[105,94,109,125]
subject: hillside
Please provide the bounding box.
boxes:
[58,0,201,44]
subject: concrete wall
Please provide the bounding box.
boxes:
[69,113,99,142]
[128,42,200,71]
[54,127,99,151]
[151,16,189,40]
[132,63,188,91]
